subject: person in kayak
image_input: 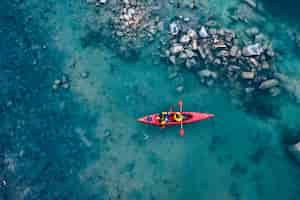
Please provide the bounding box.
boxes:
[157,112,169,128]
[173,112,183,122]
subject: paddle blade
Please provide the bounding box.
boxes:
[180,128,185,137]
[178,100,183,108]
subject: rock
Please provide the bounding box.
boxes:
[183,17,190,22]
[170,44,184,54]
[169,55,176,65]
[269,87,281,96]
[199,26,209,38]
[180,34,191,44]
[288,142,300,164]
[245,87,255,93]
[243,0,256,9]
[185,49,195,58]
[169,22,180,36]
[242,43,263,56]
[262,61,270,69]
[192,39,198,50]
[198,69,217,79]
[168,72,178,79]
[213,58,221,65]
[62,83,70,89]
[228,65,241,71]
[198,46,206,59]
[246,27,259,36]
[187,29,197,39]
[80,72,89,79]
[266,48,275,57]
[208,28,217,35]
[258,79,279,90]
[241,71,255,79]
[230,46,240,57]
[54,79,61,85]
[217,50,229,57]
[176,86,184,93]
[185,58,197,69]
[99,0,107,4]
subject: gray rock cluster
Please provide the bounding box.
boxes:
[107,1,162,59]
[164,19,281,98]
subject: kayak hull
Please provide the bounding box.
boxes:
[138,112,214,126]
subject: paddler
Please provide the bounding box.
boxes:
[157,112,169,128]
[173,112,183,122]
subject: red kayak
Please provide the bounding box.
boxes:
[137,100,215,137]
[138,112,214,125]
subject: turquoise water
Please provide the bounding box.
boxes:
[1,0,300,199]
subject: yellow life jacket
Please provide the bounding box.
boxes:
[174,112,183,122]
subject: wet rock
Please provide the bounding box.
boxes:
[62,83,70,89]
[180,34,191,44]
[199,26,209,38]
[176,85,184,93]
[198,69,217,79]
[228,65,241,71]
[269,87,281,96]
[187,29,197,39]
[185,58,197,69]
[230,46,240,57]
[99,0,107,4]
[185,49,195,58]
[191,39,198,50]
[288,142,300,165]
[168,72,178,79]
[80,71,89,79]
[242,43,263,56]
[241,71,255,79]
[170,43,184,54]
[266,48,275,57]
[169,55,176,65]
[245,87,255,93]
[262,61,270,69]
[246,27,259,36]
[243,0,256,9]
[258,79,279,90]
[169,22,180,36]
[198,46,206,59]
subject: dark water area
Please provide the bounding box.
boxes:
[2,0,300,200]
[0,1,100,199]
[261,0,300,22]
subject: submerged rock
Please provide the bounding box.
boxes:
[288,142,300,165]
[241,71,255,79]
[242,43,263,56]
[258,79,279,90]
[199,26,209,38]
[170,44,184,54]
[169,21,180,36]
[180,34,191,44]
[176,85,184,93]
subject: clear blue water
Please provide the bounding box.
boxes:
[1,0,300,200]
